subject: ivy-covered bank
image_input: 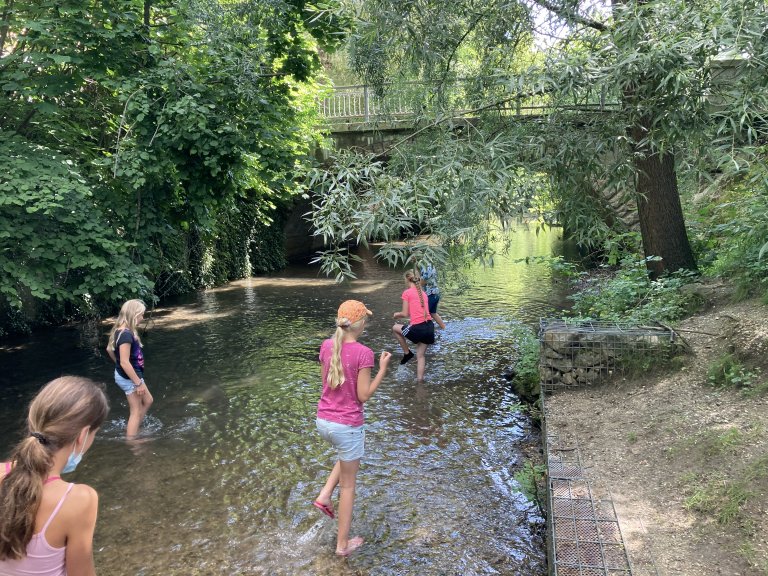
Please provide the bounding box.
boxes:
[0,191,291,336]
[0,0,347,337]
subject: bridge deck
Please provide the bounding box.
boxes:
[319,83,616,132]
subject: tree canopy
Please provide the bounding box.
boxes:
[0,0,347,332]
[309,0,768,279]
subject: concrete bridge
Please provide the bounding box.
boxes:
[318,82,615,154]
[307,83,639,236]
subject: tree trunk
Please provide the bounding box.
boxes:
[0,0,13,57]
[144,0,150,28]
[631,121,698,278]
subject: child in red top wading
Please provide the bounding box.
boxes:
[392,270,435,381]
[313,300,391,557]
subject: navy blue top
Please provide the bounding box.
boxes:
[115,329,144,379]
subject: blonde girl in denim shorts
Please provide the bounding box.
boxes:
[106,299,153,439]
[313,300,391,556]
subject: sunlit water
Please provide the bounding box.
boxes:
[0,225,574,575]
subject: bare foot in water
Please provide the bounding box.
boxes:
[336,536,364,557]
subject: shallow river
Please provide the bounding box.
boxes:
[0,225,573,575]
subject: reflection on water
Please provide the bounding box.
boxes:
[0,225,572,575]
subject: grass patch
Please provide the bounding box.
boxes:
[706,353,764,395]
[683,454,768,526]
[741,376,768,398]
[668,427,746,460]
[739,542,768,575]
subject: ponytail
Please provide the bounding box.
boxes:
[0,377,109,561]
[328,324,346,389]
[327,316,365,389]
[405,269,428,322]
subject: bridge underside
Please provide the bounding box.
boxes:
[323,117,477,158]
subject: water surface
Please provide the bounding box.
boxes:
[0,225,572,575]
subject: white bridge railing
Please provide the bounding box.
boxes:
[318,82,613,123]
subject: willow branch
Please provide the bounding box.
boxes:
[532,0,608,31]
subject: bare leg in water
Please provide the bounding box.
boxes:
[315,459,364,555]
[415,342,428,381]
[126,387,153,439]
[335,459,363,555]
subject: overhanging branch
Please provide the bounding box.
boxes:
[532,0,608,31]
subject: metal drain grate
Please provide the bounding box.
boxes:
[546,436,633,576]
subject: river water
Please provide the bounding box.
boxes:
[0,225,573,575]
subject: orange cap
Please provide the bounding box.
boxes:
[337,300,373,325]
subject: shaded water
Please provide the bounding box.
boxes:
[0,225,573,575]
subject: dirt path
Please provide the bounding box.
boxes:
[543,283,768,576]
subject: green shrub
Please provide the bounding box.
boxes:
[707,353,762,391]
[506,323,541,401]
[691,161,768,300]
[513,462,547,512]
[568,257,701,324]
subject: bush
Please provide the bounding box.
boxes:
[0,136,153,329]
[707,353,764,394]
[691,161,768,300]
[568,257,701,324]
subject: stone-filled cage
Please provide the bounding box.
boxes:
[539,319,679,392]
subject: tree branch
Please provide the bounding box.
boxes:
[372,90,547,160]
[532,0,608,32]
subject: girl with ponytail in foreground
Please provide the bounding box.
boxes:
[313,300,391,557]
[0,376,109,576]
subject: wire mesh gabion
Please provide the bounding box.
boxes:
[545,435,634,576]
[538,318,678,392]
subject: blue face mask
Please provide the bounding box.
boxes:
[62,431,90,474]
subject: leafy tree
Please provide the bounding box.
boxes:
[0,0,349,332]
[0,137,151,309]
[310,0,768,279]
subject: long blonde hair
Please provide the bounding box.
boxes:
[0,377,109,561]
[404,269,428,322]
[327,316,365,389]
[107,299,146,351]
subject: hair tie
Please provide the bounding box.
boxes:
[30,432,48,445]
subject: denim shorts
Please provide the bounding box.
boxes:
[316,418,365,461]
[114,370,138,395]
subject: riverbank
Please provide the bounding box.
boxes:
[543,280,768,575]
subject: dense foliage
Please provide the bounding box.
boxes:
[0,0,346,334]
[309,0,768,288]
[689,155,768,301]
[566,258,701,324]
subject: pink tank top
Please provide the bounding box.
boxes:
[0,462,73,576]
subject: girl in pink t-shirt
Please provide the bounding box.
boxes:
[313,300,391,557]
[392,269,435,381]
